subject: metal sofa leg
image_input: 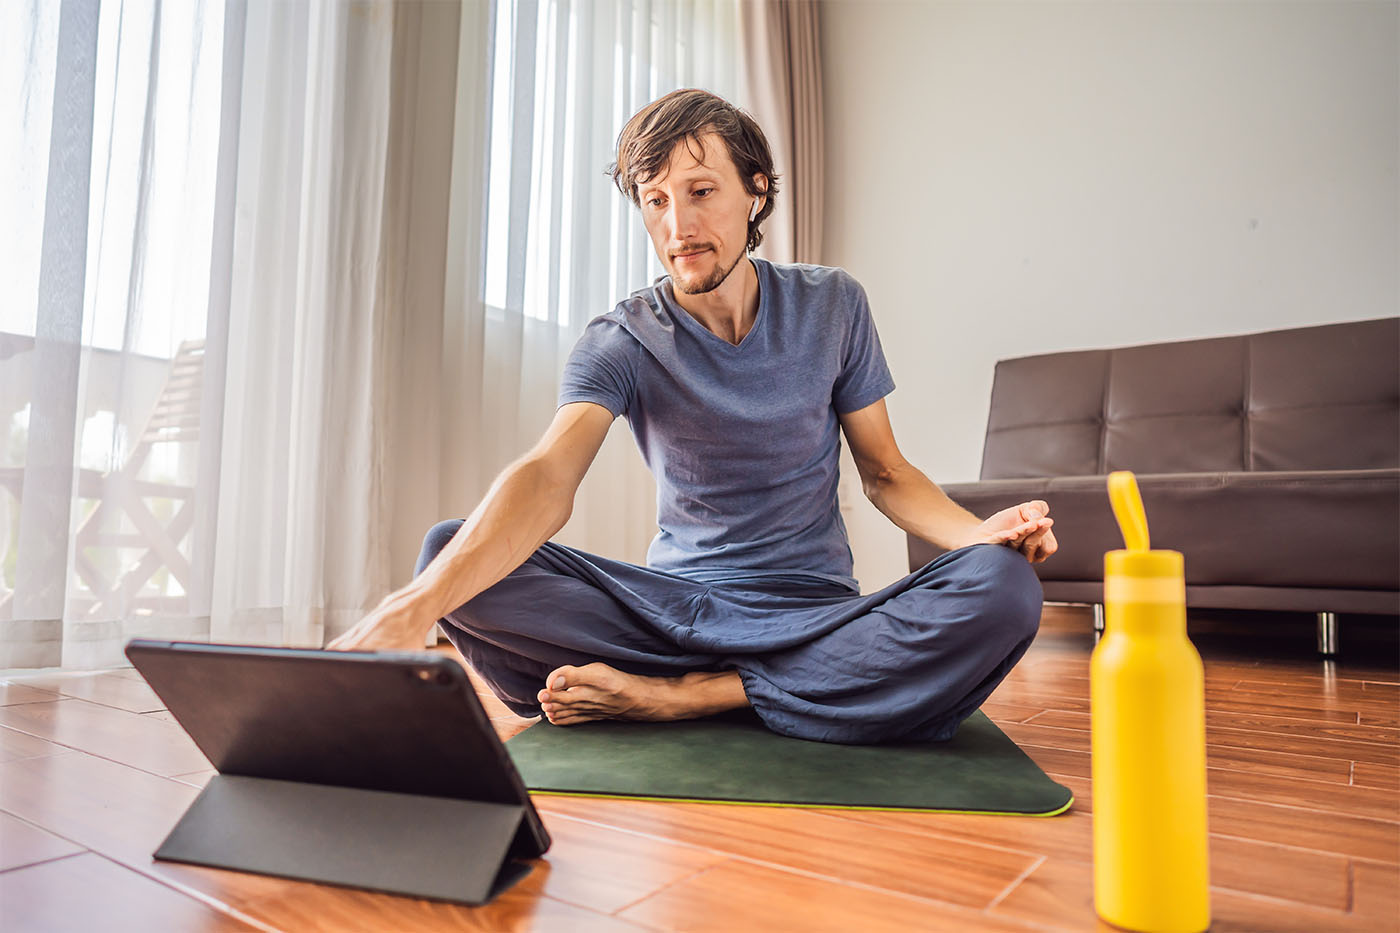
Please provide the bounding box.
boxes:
[1316,611,1339,657]
[1093,603,1105,635]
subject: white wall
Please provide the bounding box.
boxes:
[822,0,1399,590]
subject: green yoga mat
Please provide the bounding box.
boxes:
[506,709,1073,816]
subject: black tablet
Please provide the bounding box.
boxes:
[125,639,550,904]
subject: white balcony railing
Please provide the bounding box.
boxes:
[0,334,203,623]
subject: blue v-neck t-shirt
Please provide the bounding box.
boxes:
[557,258,895,591]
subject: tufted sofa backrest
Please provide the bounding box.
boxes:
[979,317,1400,480]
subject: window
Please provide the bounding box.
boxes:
[481,0,739,327]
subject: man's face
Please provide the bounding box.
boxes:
[636,132,760,296]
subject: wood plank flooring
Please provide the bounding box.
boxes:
[0,606,1396,931]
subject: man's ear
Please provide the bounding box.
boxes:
[751,174,768,213]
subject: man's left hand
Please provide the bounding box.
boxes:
[973,500,1058,564]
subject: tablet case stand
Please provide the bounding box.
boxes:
[157,774,532,905]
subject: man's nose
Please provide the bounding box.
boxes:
[666,199,699,238]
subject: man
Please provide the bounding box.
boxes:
[331,89,1057,744]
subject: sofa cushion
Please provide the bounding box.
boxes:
[1250,321,1400,470]
[920,469,1399,592]
[980,318,1399,480]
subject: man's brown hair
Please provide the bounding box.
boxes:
[608,89,780,253]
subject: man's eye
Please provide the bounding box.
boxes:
[694,188,713,197]
[645,197,662,207]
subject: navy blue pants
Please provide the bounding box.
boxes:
[417,522,1043,745]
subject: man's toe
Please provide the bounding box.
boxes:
[545,664,578,691]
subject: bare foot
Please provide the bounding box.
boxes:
[535,662,748,726]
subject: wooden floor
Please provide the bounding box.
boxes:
[1,606,1396,932]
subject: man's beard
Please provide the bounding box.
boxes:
[672,246,745,295]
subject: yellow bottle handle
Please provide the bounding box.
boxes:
[1108,471,1150,552]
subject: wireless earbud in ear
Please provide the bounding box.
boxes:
[749,198,761,222]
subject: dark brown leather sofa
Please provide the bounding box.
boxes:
[908,317,1400,655]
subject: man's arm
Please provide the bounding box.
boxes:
[329,402,616,650]
[837,399,1057,563]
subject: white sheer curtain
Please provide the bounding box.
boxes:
[0,0,462,667]
[1,0,229,669]
[1,0,747,669]
[441,0,744,564]
[212,0,461,647]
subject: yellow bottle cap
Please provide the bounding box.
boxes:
[1106,548,1184,579]
[1105,471,1184,596]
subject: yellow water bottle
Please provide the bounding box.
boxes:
[1091,471,1210,932]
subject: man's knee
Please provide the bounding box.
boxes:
[416,519,465,577]
[967,543,1044,642]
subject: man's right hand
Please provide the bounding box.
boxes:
[327,595,435,652]
[328,402,613,654]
